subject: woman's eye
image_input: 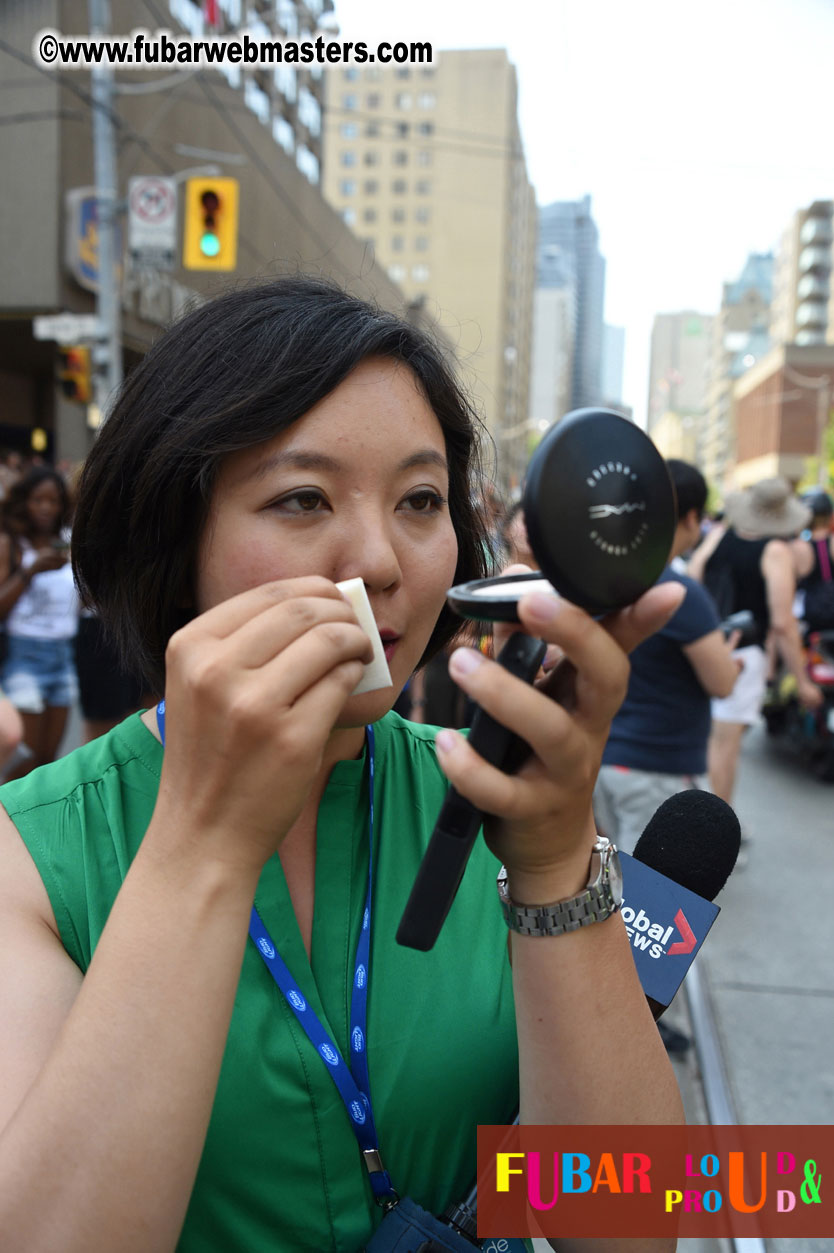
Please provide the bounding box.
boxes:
[402,490,446,513]
[272,491,327,514]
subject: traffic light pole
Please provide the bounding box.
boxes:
[89,0,123,424]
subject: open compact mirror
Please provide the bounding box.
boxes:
[447,408,677,622]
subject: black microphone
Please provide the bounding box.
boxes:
[632,789,741,901]
[629,789,741,1019]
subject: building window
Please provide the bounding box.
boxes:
[412,264,430,282]
[392,179,407,195]
[396,122,409,137]
[363,150,379,166]
[391,207,406,223]
[414,205,431,223]
[363,179,379,194]
[343,67,359,81]
[298,86,321,136]
[296,146,319,184]
[415,180,431,195]
[341,151,357,167]
[416,150,432,167]
[417,92,436,109]
[393,150,408,166]
[416,121,434,136]
[340,122,358,139]
[340,179,356,196]
[363,208,378,223]
[272,116,294,156]
[395,66,410,79]
[343,93,357,109]
[367,92,381,108]
[342,208,356,226]
[275,63,297,102]
[391,235,405,252]
[388,263,407,282]
[415,235,429,251]
[365,121,380,138]
[396,93,412,109]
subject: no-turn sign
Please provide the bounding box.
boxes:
[128,176,177,265]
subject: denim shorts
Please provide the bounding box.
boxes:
[1,635,79,714]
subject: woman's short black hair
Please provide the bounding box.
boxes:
[3,467,72,538]
[72,276,491,697]
[666,459,708,523]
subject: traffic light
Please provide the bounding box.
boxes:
[58,346,92,404]
[183,177,239,271]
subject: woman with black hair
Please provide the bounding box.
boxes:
[0,466,78,777]
[0,278,682,1252]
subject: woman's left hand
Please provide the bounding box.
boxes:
[435,568,685,897]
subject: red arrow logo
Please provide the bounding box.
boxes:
[667,908,696,956]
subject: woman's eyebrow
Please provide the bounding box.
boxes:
[245,448,448,483]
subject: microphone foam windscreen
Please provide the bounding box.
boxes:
[632,790,741,902]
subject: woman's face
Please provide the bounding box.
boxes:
[197,357,460,724]
[26,479,63,535]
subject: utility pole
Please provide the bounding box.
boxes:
[89,0,122,424]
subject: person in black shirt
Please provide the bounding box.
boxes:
[689,477,822,805]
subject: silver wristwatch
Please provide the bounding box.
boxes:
[497,836,623,937]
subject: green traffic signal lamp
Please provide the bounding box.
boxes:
[199,190,221,258]
[183,177,239,271]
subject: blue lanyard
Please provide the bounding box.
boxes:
[155,703,397,1205]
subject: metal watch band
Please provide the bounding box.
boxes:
[496,838,622,937]
[499,887,619,937]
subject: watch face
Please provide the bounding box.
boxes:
[607,849,624,905]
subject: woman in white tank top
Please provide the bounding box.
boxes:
[0,469,79,777]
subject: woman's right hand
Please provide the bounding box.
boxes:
[150,577,373,874]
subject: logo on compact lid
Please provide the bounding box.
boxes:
[585,462,649,557]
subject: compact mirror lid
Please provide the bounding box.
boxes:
[521,408,675,615]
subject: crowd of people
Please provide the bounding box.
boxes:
[0,275,830,1252]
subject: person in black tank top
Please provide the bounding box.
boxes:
[689,477,822,808]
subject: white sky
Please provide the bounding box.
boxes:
[334,0,833,425]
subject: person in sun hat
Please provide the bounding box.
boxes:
[688,475,822,808]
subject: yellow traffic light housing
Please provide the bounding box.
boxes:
[58,346,92,404]
[183,177,239,271]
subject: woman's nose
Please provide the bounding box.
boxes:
[337,519,402,592]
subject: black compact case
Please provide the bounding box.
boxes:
[448,408,676,622]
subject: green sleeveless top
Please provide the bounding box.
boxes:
[1,711,520,1252]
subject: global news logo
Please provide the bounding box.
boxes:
[621,903,696,960]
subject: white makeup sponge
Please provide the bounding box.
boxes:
[336,578,393,695]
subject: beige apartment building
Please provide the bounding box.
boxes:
[322,49,537,493]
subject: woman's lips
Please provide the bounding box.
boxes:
[381,636,400,662]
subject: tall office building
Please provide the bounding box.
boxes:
[702,254,773,492]
[536,196,606,411]
[601,324,625,406]
[647,311,713,434]
[770,200,833,348]
[322,48,537,488]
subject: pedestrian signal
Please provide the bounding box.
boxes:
[58,345,92,404]
[183,177,239,271]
